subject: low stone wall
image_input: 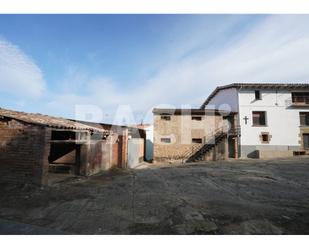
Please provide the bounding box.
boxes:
[154,144,200,162]
[257,150,294,159]
[241,145,300,158]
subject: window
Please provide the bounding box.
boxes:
[252,111,266,126]
[300,112,309,126]
[262,134,269,142]
[292,92,309,104]
[192,138,203,144]
[192,116,202,121]
[260,132,271,144]
[161,115,171,121]
[161,137,171,143]
[255,90,261,100]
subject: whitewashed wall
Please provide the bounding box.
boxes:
[205,87,308,157]
[238,89,304,147]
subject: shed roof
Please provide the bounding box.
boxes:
[200,83,309,109]
[0,107,107,133]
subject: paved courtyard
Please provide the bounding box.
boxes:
[1,157,309,234]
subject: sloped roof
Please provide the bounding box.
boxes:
[200,83,309,109]
[0,107,107,133]
[152,108,234,115]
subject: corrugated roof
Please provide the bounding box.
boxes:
[0,107,107,133]
[200,83,309,109]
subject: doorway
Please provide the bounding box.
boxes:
[303,134,309,150]
[228,137,236,158]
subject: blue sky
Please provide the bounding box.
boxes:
[1,14,309,124]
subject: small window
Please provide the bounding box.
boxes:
[161,115,171,121]
[255,90,261,100]
[161,137,171,143]
[260,132,271,144]
[192,138,203,144]
[252,111,266,126]
[192,116,202,121]
[300,112,309,126]
[262,134,269,142]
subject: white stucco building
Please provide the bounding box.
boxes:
[201,83,309,158]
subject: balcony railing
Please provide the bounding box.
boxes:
[286,96,309,107]
[293,96,309,104]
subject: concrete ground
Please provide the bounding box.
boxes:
[0,157,309,235]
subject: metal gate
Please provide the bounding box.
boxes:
[127,138,144,168]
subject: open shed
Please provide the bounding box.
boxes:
[0,107,111,185]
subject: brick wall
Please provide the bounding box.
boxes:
[111,133,125,168]
[86,139,113,175]
[112,136,120,167]
[0,119,50,185]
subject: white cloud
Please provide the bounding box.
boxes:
[0,37,45,98]
[130,15,309,110]
[44,15,309,124]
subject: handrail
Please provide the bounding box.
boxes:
[181,123,230,163]
[292,96,309,102]
[286,96,309,106]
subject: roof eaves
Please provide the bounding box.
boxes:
[200,83,309,109]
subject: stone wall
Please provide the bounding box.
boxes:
[203,136,228,161]
[0,119,50,185]
[153,113,226,162]
[241,145,300,158]
[257,150,294,159]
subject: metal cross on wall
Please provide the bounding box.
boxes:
[243,116,249,125]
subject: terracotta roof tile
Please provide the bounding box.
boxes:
[0,107,107,133]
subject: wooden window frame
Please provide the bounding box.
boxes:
[252,111,267,127]
[255,90,261,100]
[300,112,309,126]
[259,132,271,144]
[192,116,202,121]
[192,138,203,144]
[292,92,309,104]
[161,115,171,121]
[160,137,171,143]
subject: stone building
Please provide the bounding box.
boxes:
[153,108,239,163]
